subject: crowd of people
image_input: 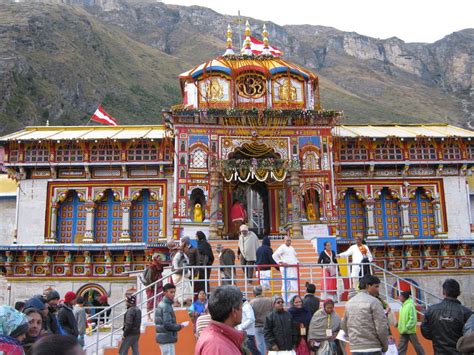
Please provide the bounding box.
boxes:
[2,228,474,355]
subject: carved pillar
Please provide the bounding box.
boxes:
[290,169,302,239]
[46,202,59,243]
[432,199,444,236]
[364,199,377,239]
[209,170,220,239]
[119,199,132,243]
[399,198,414,238]
[83,200,96,243]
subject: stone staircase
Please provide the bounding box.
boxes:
[208,238,323,296]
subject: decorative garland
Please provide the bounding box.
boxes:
[172,107,342,120]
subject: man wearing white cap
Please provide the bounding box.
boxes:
[238,224,260,282]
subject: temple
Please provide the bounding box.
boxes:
[0,23,473,302]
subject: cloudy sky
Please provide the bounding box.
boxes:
[163,0,473,43]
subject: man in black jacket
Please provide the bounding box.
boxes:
[421,278,472,354]
[302,283,320,316]
[58,291,79,337]
[119,295,142,355]
[44,290,61,334]
[256,236,277,290]
[264,295,298,352]
[196,231,214,293]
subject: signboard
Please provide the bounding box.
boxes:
[302,224,329,240]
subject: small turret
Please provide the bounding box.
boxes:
[223,24,235,56]
[241,20,252,55]
[262,24,271,56]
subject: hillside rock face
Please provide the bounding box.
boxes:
[0,0,472,134]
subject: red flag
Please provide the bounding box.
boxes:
[91,105,118,126]
[243,36,283,57]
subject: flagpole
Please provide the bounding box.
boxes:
[238,10,242,51]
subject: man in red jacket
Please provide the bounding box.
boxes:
[195,285,245,354]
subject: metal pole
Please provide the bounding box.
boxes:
[110,306,114,347]
[383,269,389,302]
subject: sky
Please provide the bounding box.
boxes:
[163,0,473,43]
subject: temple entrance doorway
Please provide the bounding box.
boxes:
[229,182,269,238]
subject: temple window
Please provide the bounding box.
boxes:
[56,143,83,162]
[374,188,401,239]
[302,151,319,170]
[374,143,403,161]
[339,142,368,161]
[94,189,122,243]
[56,190,86,243]
[408,143,436,160]
[90,142,121,162]
[127,142,158,161]
[190,148,207,169]
[409,187,435,238]
[130,189,161,243]
[337,188,365,238]
[25,144,49,163]
[8,148,19,163]
[442,142,461,160]
[467,144,474,160]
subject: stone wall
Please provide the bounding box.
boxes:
[443,176,471,239]
[0,198,16,244]
[17,179,48,244]
[385,273,474,309]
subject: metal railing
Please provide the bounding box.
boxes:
[84,268,179,355]
[84,261,443,353]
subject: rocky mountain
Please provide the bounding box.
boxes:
[0,0,472,135]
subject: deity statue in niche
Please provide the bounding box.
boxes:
[42,250,52,276]
[278,77,297,102]
[194,203,203,222]
[306,202,317,221]
[205,78,224,101]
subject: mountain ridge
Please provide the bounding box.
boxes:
[0,0,472,135]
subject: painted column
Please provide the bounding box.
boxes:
[83,200,96,243]
[46,202,59,243]
[432,199,444,236]
[290,168,302,239]
[364,199,377,239]
[209,170,220,239]
[119,199,132,243]
[399,198,414,239]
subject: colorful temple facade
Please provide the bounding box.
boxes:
[0,23,473,302]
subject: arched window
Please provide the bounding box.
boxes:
[56,143,83,162]
[409,187,435,239]
[374,188,401,239]
[25,144,49,163]
[90,143,121,162]
[339,142,368,161]
[408,143,436,160]
[94,189,122,243]
[374,143,403,161]
[127,142,158,161]
[442,143,461,160]
[190,148,207,169]
[338,189,366,239]
[56,191,86,243]
[130,189,161,243]
[302,151,319,170]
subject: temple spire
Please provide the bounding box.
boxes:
[262,24,271,56]
[223,24,235,56]
[241,20,252,55]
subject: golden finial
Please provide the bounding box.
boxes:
[242,20,252,55]
[224,24,235,56]
[262,24,271,56]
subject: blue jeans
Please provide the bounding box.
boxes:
[246,335,261,355]
[255,327,266,355]
[119,334,140,355]
[159,343,175,355]
[352,352,382,355]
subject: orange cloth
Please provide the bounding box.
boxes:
[359,245,368,255]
